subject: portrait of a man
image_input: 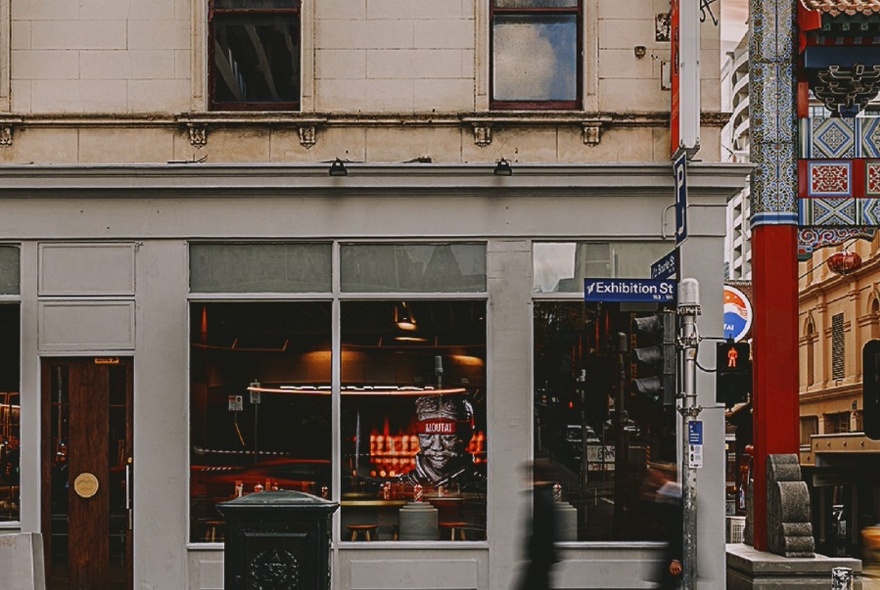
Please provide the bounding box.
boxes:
[399,394,485,493]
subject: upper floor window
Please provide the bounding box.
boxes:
[209,0,301,111]
[490,0,581,110]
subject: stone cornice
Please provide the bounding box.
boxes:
[0,161,751,197]
[0,110,732,149]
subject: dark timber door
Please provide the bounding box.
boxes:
[41,358,133,590]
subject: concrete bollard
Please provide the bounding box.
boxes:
[831,566,853,590]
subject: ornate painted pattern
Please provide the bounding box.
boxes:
[868,162,880,195]
[749,0,798,223]
[860,198,880,223]
[797,227,876,260]
[808,161,852,195]
[811,117,856,158]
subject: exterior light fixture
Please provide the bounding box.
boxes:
[329,158,348,176]
[634,46,647,58]
[493,158,512,176]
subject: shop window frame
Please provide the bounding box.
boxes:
[489,0,583,111]
[207,0,302,111]
[187,240,490,546]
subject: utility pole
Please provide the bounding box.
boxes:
[678,278,701,590]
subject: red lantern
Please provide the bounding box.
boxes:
[826,251,862,275]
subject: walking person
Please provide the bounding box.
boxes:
[515,459,560,590]
[647,462,683,590]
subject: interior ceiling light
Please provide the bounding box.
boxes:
[394,302,417,331]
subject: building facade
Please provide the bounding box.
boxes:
[0,1,747,588]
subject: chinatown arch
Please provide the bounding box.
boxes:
[748,0,880,553]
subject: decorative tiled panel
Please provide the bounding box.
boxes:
[810,117,856,158]
[863,118,880,158]
[868,160,880,194]
[860,198,880,224]
[749,0,798,225]
[753,143,798,215]
[806,161,852,196]
[799,196,857,225]
[800,116,880,159]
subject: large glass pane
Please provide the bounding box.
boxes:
[533,242,676,293]
[340,244,486,293]
[214,0,298,8]
[340,300,487,542]
[0,246,20,295]
[212,13,299,105]
[533,301,676,542]
[189,302,331,542]
[190,243,331,293]
[0,305,20,523]
[493,15,577,102]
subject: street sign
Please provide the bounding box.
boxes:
[584,278,676,303]
[673,151,688,245]
[687,420,703,444]
[651,249,679,280]
[688,420,703,469]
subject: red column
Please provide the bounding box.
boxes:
[751,224,801,551]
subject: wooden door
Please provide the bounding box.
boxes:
[42,358,133,590]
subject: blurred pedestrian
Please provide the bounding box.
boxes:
[515,459,559,590]
[646,462,683,590]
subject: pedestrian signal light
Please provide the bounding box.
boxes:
[631,310,677,405]
[863,339,880,440]
[715,340,751,408]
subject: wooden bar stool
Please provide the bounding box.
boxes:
[346,524,378,541]
[438,521,468,541]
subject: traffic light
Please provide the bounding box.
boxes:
[631,310,677,405]
[715,340,751,408]
[863,340,880,439]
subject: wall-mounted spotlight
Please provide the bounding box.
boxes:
[329,158,348,176]
[493,158,512,176]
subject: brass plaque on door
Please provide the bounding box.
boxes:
[73,472,99,498]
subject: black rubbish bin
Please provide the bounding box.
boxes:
[217,490,339,590]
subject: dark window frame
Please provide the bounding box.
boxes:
[208,0,301,111]
[489,0,583,111]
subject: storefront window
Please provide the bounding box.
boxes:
[189,301,332,542]
[533,301,676,542]
[340,243,486,293]
[533,241,673,293]
[189,243,331,293]
[0,246,20,295]
[0,304,20,523]
[340,300,487,542]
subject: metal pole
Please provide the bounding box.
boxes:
[677,278,701,590]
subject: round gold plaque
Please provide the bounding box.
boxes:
[73,472,99,499]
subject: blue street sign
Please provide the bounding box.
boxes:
[688,420,703,445]
[584,278,676,303]
[651,249,679,280]
[673,151,688,245]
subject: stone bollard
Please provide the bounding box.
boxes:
[831,566,853,590]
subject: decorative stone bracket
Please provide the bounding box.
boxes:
[0,125,11,147]
[582,122,603,146]
[472,123,492,147]
[187,124,207,149]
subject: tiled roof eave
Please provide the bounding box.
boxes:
[801,0,880,16]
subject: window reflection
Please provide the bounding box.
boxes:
[0,305,20,523]
[341,300,487,542]
[189,302,331,543]
[533,301,676,541]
